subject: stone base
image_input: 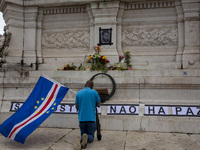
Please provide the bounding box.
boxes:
[0,70,200,133]
[1,112,200,134]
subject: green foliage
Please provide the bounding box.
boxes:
[62,63,77,70]
[89,53,109,73]
[58,47,132,72]
[124,51,132,68]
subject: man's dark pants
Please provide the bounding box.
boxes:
[79,121,96,143]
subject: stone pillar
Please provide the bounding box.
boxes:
[90,1,120,63]
[0,2,24,69]
[36,8,43,70]
[86,4,95,53]
[182,0,200,68]
[0,1,39,70]
[175,1,184,69]
[23,7,38,68]
[116,2,124,56]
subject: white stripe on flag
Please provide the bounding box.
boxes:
[8,83,60,140]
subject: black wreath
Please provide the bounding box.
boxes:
[90,73,116,103]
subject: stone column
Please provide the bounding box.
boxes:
[0,1,40,70]
[182,0,200,68]
[90,1,120,63]
[0,2,24,70]
[175,1,184,69]
[23,7,38,68]
[86,4,95,53]
[36,8,43,70]
[116,2,125,56]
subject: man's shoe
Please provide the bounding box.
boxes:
[81,134,88,149]
[75,136,81,150]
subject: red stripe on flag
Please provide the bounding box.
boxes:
[8,84,58,139]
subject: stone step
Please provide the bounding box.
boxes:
[2,69,200,78]
[1,112,200,134]
[1,70,200,88]
[133,61,181,70]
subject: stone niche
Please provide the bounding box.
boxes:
[0,0,200,134]
[41,6,91,70]
[122,1,178,69]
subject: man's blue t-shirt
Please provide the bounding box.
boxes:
[75,87,100,122]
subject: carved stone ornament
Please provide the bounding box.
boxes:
[42,30,90,50]
[0,26,12,71]
[125,1,175,10]
[122,26,178,47]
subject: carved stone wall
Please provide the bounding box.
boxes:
[122,0,177,49]
[38,5,90,69]
[42,30,90,50]
[122,26,178,47]
[120,0,181,68]
[0,0,199,70]
[42,5,89,51]
[124,1,175,10]
[43,6,86,15]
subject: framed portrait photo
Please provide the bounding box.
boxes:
[98,28,113,46]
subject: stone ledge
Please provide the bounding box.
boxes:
[2,69,199,77]
[1,70,200,87]
[1,112,199,133]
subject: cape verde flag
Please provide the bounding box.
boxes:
[0,75,69,144]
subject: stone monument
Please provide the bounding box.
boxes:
[0,0,199,133]
[0,26,12,71]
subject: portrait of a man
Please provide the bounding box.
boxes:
[99,28,113,45]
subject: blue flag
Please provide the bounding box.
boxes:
[0,75,69,144]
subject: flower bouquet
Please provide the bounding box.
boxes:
[86,45,110,73]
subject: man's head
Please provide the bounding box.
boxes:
[85,80,94,89]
